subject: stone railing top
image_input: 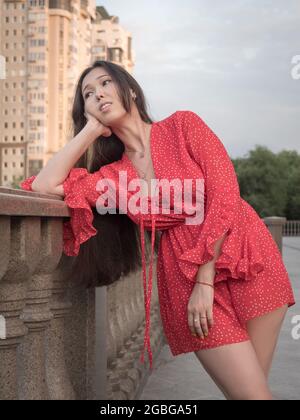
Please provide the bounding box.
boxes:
[263,216,287,225]
[0,187,70,218]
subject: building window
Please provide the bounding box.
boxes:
[49,0,72,12]
[29,160,43,171]
[29,0,43,6]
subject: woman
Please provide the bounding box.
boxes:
[20,60,296,400]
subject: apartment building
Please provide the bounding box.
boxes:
[92,6,135,73]
[0,0,134,186]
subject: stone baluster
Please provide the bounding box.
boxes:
[45,254,76,400]
[0,214,40,399]
[264,216,286,253]
[18,219,64,400]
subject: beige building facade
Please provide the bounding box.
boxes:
[0,0,134,186]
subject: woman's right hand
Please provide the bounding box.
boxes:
[84,111,112,138]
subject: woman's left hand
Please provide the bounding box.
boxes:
[187,265,216,338]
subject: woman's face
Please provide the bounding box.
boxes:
[81,67,128,126]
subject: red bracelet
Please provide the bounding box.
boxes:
[195,281,214,289]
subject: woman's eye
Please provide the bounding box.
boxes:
[84,80,110,99]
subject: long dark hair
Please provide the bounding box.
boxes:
[65,60,161,288]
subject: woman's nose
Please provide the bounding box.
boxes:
[95,91,103,101]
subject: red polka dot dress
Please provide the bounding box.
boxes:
[20,110,296,371]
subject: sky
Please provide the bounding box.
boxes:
[97,0,300,158]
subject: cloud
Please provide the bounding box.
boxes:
[99,0,300,157]
[242,48,261,61]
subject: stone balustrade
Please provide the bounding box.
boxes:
[0,186,165,400]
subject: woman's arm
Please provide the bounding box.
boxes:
[195,233,227,284]
[178,110,241,284]
[31,115,107,195]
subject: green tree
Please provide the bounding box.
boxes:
[232,146,300,219]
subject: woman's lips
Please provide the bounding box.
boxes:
[100,103,112,112]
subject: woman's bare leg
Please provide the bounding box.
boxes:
[245,304,288,379]
[194,341,273,400]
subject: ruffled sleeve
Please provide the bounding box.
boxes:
[20,175,37,192]
[177,110,263,284]
[19,168,108,257]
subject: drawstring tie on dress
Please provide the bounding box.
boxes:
[139,212,156,371]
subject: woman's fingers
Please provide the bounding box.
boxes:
[84,111,112,137]
[188,311,197,336]
[188,312,205,338]
[102,126,112,137]
[195,316,205,339]
[188,310,214,338]
[200,314,209,337]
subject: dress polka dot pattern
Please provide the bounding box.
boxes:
[20,110,296,371]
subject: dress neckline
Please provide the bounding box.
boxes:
[122,121,158,198]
